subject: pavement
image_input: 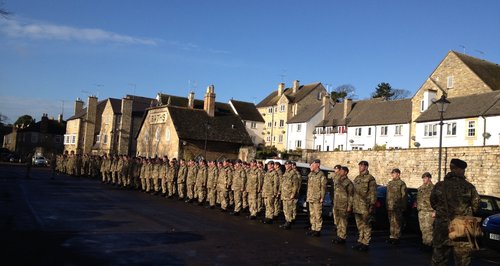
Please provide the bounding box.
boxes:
[1,163,499,265]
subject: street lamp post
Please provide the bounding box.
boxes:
[434,95,450,181]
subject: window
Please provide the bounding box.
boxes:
[251,122,257,129]
[296,140,302,148]
[64,134,76,144]
[424,124,437,137]
[268,107,273,114]
[274,106,278,113]
[337,144,344,151]
[280,104,285,112]
[395,125,403,136]
[354,128,362,136]
[165,126,171,141]
[71,135,76,144]
[446,122,457,136]
[316,145,321,151]
[279,120,284,128]
[297,124,302,132]
[31,134,38,143]
[447,76,454,89]
[338,126,346,134]
[266,136,271,142]
[368,127,372,136]
[420,100,425,112]
[278,135,283,143]
[326,146,330,151]
[274,121,277,127]
[380,126,388,136]
[467,121,476,137]
[96,134,101,143]
[267,122,272,128]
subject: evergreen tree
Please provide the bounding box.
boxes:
[371,82,394,100]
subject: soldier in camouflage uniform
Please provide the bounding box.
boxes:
[273,162,283,218]
[160,157,169,196]
[140,158,148,191]
[231,159,247,215]
[131,157,141,190]
[145,158,154,193]
[386,168,407,245]
[218,159,233,212]
[165,159,177,198]
[100,155,109,183]
[111,155,119,185]
[306,159,327,237]
[151,158,162,194]
[75,154,82,177]
[279,161,301,229]
[332,166,354,244]
[195,160,208,204]
[245,159,260,219]
[177,159,188,200]
[430,159,480,266]
[186,159,198,203]
[262,161,277,224]
[120,155,130,188]
[67,152,76,176]
[216,161,224,205]
[352,160,377,252]
[257,161,265,214]
[417,172,434,250]
[206,160,218,208]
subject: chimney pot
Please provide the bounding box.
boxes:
[293,80,300,93]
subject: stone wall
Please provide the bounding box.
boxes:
[304,146,500,197]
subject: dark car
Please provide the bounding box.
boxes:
[482,213,500,250]
[476,195,500,221]
[370,186,418,231]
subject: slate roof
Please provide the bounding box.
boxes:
[453,51,500,91]
[67,100,108,121]
[17,118,65,135]
[157,93,204,109]
[229,100,265,122]
[288,105,324,124]
[256,82,323,107]
[348,98,412,126]
[415,91,500,122]
[315,102,349,127]
[166,106,253,145]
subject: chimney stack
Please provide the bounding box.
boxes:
[188,91,195,109]
[204,85,216,117]
[343,98,353,119]
[74,97,84,115]
[83,96,98,154]
[278,83,285,97]
[322,94,331,121]
[293,80,300,94]
[117,96,133,155]
[58,114,63,123]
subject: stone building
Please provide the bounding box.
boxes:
[64,95,155,155]
[256,80,327,151]
[3,113,65,158]
[136,86,254,161]
[228,99,265,146]
[410,50,500,147]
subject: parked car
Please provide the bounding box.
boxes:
[482,213,500,250]
[476,195,500,221]
[33,156,48,167]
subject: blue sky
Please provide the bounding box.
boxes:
[1,0,499,124]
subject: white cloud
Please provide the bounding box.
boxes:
[0,18,158,46]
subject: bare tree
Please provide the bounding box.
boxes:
[331,84,357,102]
[391,89,412,100]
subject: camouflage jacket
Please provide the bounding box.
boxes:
[306,170,326,203]
[186,165,198,185]
[207,166,218,189]
[232,167,247,191]
[386,178,407,211]
[177,165,187,183]
[281,169,300,200]
[217,166,232,192]
[352,171,377,214]
[195,166,208,188]
[333,176,354,211]
[262,170,277,197]
[417,183,434,212]
[245,167,260,194]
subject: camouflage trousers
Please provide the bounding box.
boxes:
[333,209,349,240]
[418,210,434,246]
[309,202,323,232]
[242,192,248,210]
[432,242,473,266]
[233,190,243,212]
[187,182,196,199]
[153,177,161,192]
[274,196,282,216]
[219,191,229,210]
[264,197,275,219]
[257,193,264,212]
[167,181,176,197]
[140,178,147,191]
[207,188,217,206]
[197,186,206,203]
[161,177,168,194]
[354,212,372,245]
[247,192,258,216]
[177,182,186,199]
[282,199,297,223]
[388,210,403,239]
